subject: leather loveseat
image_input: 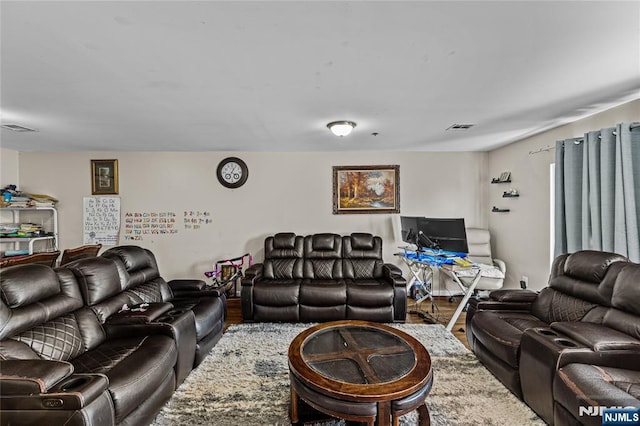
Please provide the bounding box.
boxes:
[466,250,640,425]
[0,245,227,426]
[241,232,406,323]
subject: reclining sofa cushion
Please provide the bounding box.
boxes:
[245,233,303,322]
[65,256,133,323]
[71,332,177,424]
[101,245,172,302]
[343,233,396,322]
[300,234,346,321]
[0,265,84,340]
[263,232,304,280]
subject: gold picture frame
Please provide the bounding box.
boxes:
[91,159,119,195]
[333,165,400,214]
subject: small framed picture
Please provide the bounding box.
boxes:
[91,159,119,195]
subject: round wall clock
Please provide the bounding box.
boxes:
[216,157,249,188]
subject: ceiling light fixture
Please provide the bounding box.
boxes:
[327,120,356,137]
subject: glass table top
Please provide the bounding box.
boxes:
[301,325,416,385]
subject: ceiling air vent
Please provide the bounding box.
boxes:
[446,123,475,131]
[1,124,36,132]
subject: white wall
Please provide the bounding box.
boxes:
[0,148,19,186]
[488,99,640,290]
[14,151,488,281]
[0,148,21,230]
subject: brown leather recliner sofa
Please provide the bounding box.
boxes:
[100,245,227,366]
[241,232,407,323]
[0,246,227,426]
[466,250,640,425]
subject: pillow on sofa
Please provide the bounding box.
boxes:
[312,234,336,251]
[0,264,60,308]
[273,233,297,249]
[611,264,640,315]
[564,250,628,283]
[350,233,374,250]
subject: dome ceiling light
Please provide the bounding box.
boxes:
[327,121,356,137]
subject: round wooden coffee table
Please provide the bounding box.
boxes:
[288,320,432,426]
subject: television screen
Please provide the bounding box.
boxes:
[416,218,469,254]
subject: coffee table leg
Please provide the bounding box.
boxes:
[290,387,299,423]
[417,403,430,426]
[377,401,391,426]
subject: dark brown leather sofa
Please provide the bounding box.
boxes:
[0,263,177,426]
[466,250,640,425]
[101,245,227,366]
[241,232,406,323]
[0,246,228,426]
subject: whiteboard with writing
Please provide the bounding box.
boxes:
[83,197,121,245]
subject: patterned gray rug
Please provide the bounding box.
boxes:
[151,323,544,426]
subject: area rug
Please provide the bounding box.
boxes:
[151,323,544,426]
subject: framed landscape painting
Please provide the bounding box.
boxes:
[333,165,400,214]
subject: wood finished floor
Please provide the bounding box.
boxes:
[225,296,469,349]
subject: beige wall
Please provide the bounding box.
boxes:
[0,148,19,185]
[488,99,640,290]
[12,151,488,282]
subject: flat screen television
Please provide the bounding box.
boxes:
[416,218,469,254]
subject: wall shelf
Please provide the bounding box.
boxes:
[491,171,511,184]
[492,207,510,213]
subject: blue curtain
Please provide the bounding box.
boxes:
[555,122,640,262]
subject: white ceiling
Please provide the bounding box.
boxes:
[1,1,639,152]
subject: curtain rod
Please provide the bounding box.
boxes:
[529,145,555,155]
[530,122,639,155]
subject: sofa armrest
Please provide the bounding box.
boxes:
[469,299,534,313]
[169,279,228,297]
[493,258,506,273]
[383,264,406,287]
[0,360,109,410]
[106,302,174,325]
[557,349,640,371]
[104,321,182,340]
[168,279,206,291]
[241,264,263,287]
[489,289,538,303]
[551,322,640,352]
[0,360,73,394]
